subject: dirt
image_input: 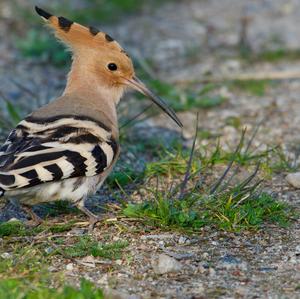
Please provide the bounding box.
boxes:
[1,1,300,298]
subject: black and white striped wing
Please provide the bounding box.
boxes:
[0,115,118,194]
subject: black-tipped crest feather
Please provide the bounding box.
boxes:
[58,16,73,32]
[35,6,52,20]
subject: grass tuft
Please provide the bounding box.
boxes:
[121,128,295,232]
[249,48,300,63]
[49,221,75,233]
[229,80,271,96]
[0,278,104,299]
[123,187,293,232]
[0,221,25,237]
[62,236,128,260]
[145,150,201,177]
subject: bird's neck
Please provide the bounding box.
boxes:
[63,58,123,137]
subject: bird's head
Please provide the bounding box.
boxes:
[35,6,182,127]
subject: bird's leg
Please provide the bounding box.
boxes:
[76,201,102,232]
[21,205,43,227]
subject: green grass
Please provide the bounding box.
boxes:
[224,116,242,129]
[123,187,293,232]
[246,48,300,63]
[17,30,70,67]
[49,221,76,233]
[145,150,201,177]
[0,92,23,135]
[0,233,126,298]
[0,220,75,237]
[60,236,128,260]
[20,0,160,25]
[42,201,79,217]
[144,137,294,175]
[63,0,155,24]
[0,278,104,299]
[229,80,271,96]
[0,221,44,237]
[122,129,296,232]
[107,166,143,188]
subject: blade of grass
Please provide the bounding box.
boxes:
[244,119,264,154]
[10,78,39,100]
[210,128,247,194]
[0,91,21,125]
[219,121,264,192]
[178,113,199,200]
[120,103,154,129]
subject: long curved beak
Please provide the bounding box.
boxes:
[125,76,183,128]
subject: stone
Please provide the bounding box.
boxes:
[48,266,56,272]
[178,236,190,244]
[44,247,54,254]
[1,252,11,259]
[286,173,300,188]
[66,263,74,271]
[152,254,183,274]
[105,289,141,299]
[218,254,248,271]
[115,259,122,265]
[79,256,96,268]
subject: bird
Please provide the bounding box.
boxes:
[0,7,182,229]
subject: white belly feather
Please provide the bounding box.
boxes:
[5,175,104,206]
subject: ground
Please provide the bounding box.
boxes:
[0,1,300,298]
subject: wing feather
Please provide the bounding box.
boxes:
[0,115,119,193]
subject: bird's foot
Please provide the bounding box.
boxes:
[25,218,42,228]
[88,215,102,233]
[76,203,103,233]
[21,205,43,227]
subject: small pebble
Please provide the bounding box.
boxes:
[115,259,122,265]
[158,241,164,247]
[80,256,96,268]
[97,274,108,285]
[258,267,278,272]
[198,264,206,274]
[8,218,19,222]
[66,263,74,271]
[48,266,56,272]
[178,236,187,244]
[218,254,248,271]
[1,252,11,259]
[209,267,216,277]
[202,252,209,259]
[44,247,53,254]
[152,254,182,274]
[286,173,300,188]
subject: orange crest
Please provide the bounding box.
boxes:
[35,6,129,57]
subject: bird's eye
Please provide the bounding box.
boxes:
[107,63,118,71]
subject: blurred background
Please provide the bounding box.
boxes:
[0,0,299,149]
[1,1,300,298]
[0,0,299,200]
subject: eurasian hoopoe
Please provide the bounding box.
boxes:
[0,7,182,228]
